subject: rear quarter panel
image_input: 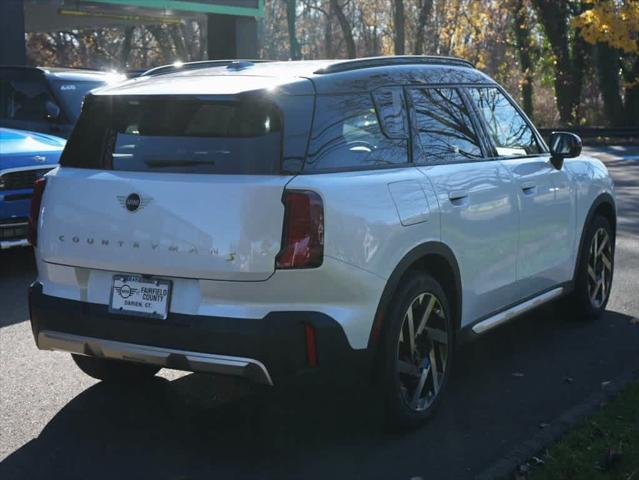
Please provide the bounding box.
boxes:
[287,168,441,281]
[564,155,616,270]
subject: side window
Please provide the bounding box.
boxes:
[0,73,52,122]
[468,87,541,156]
[408,88,483,163]
[304,93,408,171]
[372,87,408,139]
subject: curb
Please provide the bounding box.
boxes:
[475,368,639,480]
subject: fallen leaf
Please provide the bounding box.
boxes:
[514,463,530,480]
[601,447,623,471]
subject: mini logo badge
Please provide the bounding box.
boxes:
[117,193,151,212]
[114,284,138,299]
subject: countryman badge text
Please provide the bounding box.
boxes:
[57,235,237,261]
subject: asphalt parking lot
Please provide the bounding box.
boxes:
[1,146,638,480]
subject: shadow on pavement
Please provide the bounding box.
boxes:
[1,305,637,480]
[605,158,639,238]
[0,248,36,327]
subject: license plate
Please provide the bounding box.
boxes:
[109,275,171,319]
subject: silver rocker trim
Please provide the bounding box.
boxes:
[37,330,274,385]
[472,287,564,335]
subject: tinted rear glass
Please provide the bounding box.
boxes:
[49,79,106,121]
[0,71,52,122]
[61,95,282,174]
[304,94,408,171]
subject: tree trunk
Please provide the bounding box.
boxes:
[120,26,134,69]
[393,0,405,55]
[594,43,625,127]
[531,0,586,125]
[414,0,433,55]
[284,0,301,60]
[330,0,356,58]
[623,56,639,126]
[512,0,534,119]
[325,3,334,58]
[169,24,188,61]
[147,25,175,63]
[198,20,206,60]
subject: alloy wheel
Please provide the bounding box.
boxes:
[396,292,449,412]
[587,227,612,309]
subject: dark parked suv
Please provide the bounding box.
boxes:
[0,66,123,138]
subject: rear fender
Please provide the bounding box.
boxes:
[367,241,462,350]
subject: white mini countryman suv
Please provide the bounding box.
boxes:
[29,57,616,428]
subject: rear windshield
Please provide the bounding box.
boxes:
[49,79,106,121]
[61,95,282,174]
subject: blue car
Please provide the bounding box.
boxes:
[0,128,64,249]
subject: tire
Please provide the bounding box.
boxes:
[381,272,454,430]
[563,215,614,320]
[72,354,161,383]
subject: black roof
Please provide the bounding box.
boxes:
[96,56,497,97]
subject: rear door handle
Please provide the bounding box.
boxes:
[448,190,469,206]
[521,182,537,195]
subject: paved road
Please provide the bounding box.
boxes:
[1,147,638,480]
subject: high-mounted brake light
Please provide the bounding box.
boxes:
[275,190,324,269]
[28,178,47,247]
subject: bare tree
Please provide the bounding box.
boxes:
[414,0,434,54]
[512,0,534,118]
[330,0,356,58]
[120,26,134,68]
[284,0,301,59]
[531,0,590,125]
[393,0,405,55]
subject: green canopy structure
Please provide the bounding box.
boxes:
[1,0,264,65]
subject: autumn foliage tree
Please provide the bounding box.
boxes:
[25,0,639,127]
[574,0,639,126]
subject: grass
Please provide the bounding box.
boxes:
[530,381,639,480]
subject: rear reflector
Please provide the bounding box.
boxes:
[275,190,324,269]
[305,323,318,368]
[28,178,47,247]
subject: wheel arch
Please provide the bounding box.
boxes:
[367,242,462,350]
[573,192,617,281]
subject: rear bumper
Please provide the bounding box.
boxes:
[0,216,29,249]
[37,330,274,385]
[1,238,29,249]
[29,282,370,385]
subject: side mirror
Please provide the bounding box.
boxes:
[45,100,61,121]
[549,131,582,169]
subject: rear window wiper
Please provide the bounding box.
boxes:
[143,159,217,167]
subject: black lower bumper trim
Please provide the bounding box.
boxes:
[29,282,370,383]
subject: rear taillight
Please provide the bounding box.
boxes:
[28,178,47,247]
[275,190,324,269]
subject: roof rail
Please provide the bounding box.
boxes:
[313,55,474,74]
[140,59,272,77]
